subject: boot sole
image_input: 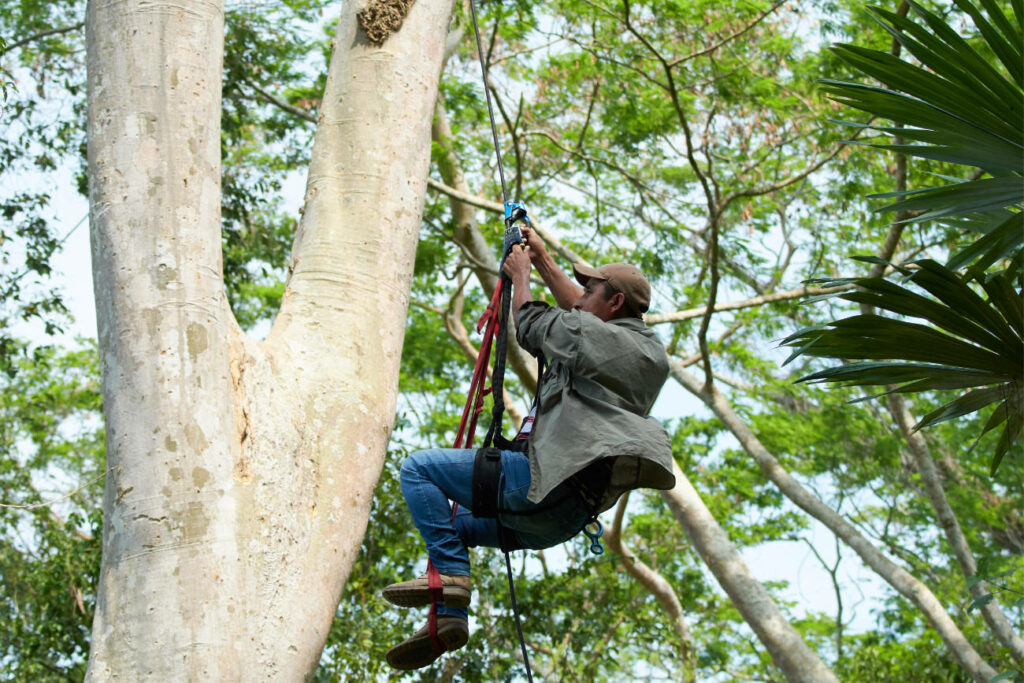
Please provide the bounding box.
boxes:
[386,620,469,670]
[382,585,471,608]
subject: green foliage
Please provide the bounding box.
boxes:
[835,628,971,681]
[218,0,334,331]
[821,0,1023,271]
[0,0,86,370]
[787,0,1024,475]
[0,341,104,681]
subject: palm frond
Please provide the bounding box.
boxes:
[801,0,1024,474]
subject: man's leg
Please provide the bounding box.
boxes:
[383,448,481,608]
[398,447,476,576]
[384,448,492,669]
[385,448,590,670]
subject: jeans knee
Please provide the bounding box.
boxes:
[399,455,417,484]
[400,449,432,484]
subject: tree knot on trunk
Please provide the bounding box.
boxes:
[357,0,417,46]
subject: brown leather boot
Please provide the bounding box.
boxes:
[385,616,469,670]
[382,573,472,608]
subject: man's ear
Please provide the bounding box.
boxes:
[609,291,627,316]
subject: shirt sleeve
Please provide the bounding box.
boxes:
[516,301,581,364]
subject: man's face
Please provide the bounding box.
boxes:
[573,279,620,321]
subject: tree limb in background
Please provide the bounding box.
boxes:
[409,293,525,428]
[242,79,317,123]
[605,491,697,681]
[670,361,998,682]
[4,22,84,52]
[645,285,850,325]
[660,459,839,682]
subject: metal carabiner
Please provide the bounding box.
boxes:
[582,518,604,556]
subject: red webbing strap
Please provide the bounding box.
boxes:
[452,282,503,449]
[450,280,505,519]
[425,559,446,655]
[428,280,505,652]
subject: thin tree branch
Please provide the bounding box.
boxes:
[605,492,696,680]
[4,22,84,52]
[241,79,317,123]
[645,284,850,325]
[668,1,786,67]
[427,176,502,213]
[424,176,589,268]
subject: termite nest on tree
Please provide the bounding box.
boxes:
[357,0,416,45]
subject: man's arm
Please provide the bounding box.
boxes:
[522,226,582,310]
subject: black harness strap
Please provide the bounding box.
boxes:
[472,447,503,518]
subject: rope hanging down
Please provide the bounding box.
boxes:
[422,3,536,678]
[425,199,534,680]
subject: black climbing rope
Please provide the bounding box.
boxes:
[466,1,534,678]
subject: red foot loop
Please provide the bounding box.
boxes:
[425,560,446,654]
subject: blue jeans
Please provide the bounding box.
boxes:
[400,448,592,619]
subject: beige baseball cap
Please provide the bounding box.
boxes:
[572,262,652,314]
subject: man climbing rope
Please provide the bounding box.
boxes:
[382,227,676,670]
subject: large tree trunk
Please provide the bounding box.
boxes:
[84,0,454,677]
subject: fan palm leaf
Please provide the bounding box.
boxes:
[790,0,1024,474]
[821,0,1023,271]
[783,264,1022,474]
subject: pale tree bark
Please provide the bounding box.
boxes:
[605,492,697,682]
[888,394,1024,662]
[84,0,454,677]
[661,461,839,682]
[670,362,999,682]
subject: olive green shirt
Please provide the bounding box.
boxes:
[516,301,676,509]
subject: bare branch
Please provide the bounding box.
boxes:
[645,284,850,324]
[241,79,317,123]
[4,22,84,52]
[660,460,839,681]
[424,176,589,268]
[427,176,502,213]
[668,1,785,67]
